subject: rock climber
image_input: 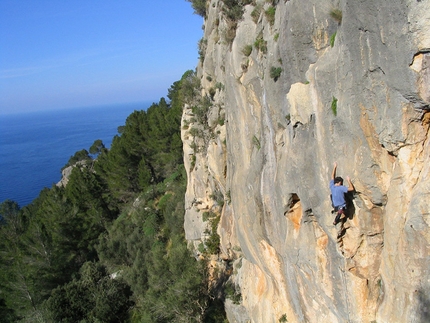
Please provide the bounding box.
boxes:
[330,162,354,225]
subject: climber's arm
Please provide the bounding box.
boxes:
[331,162,337,180]
[346,176,355,192]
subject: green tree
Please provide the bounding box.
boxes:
[0,72,228,322]
[187,0,207,18]
[0,198,48,319]
[0,297,17,323]
[46,262,133,323]
[0,200,20,224]
[89,139,106,156]
[176,70,201,104]
[63,149,91,170]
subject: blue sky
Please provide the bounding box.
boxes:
[0,1,203,114]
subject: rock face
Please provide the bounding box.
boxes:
[182,0,430,322]
[56,161,87,187]
[57,165,75,187]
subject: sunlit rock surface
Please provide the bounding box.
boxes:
[182,0,430,322]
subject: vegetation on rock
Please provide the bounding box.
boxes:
[270,66,283,81]
[330,8,342,24]
[265,6,276,26]
[254,36,268,54]
[242,44,253,56]
[330,32,337,47]
[331,96,338,116]
[251,4,263,23]
[187,0,207,18]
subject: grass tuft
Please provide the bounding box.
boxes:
[330,32,336,47]
[265,6,276,26]
[242,44,253,56]
[252,135,261,150]
[331,96,338,116]
[330,9,342,24]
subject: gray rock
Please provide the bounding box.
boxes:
[183,0,430,322]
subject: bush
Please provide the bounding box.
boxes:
[251,4,262,23]
[191,96,211,124]
[224,281,242,304]
[210,190,225,207]
[198,38,207,62]
[202,211,213,222]
[215,82,225,91]
[209,87,216,99]
[189,141,198,153]
[205,215,221,254]
[187,0,207,18]
[265,6,276,25]
[189,127,203,138]
[190,154,196,170]
[330,8,342,24]
[252,135,261,150]
[180,70,201,103]
[254,36,267,53]
[331,96,338,116]
[223,21,238,44]
[270,66,282,81]
[46,262,133,323]
[242,44,253,56]
[222,0,244,21]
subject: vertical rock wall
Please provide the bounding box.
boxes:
[182,0,430,322]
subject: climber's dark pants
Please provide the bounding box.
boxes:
[334,205,346,224]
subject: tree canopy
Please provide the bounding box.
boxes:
[0,70,226,322]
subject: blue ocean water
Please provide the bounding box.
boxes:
[0,102,151,207]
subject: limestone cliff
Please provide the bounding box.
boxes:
[182,1,430,322]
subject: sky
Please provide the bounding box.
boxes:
[0,0,203,115]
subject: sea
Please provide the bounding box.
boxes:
[0,102,152,207]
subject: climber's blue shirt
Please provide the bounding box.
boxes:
[330,180,348,207]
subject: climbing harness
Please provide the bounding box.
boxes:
[333,204,346,225]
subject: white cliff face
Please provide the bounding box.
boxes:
[182,0,430,322]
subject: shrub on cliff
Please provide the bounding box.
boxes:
[265,6,276,26]
[187,0,207,17]
[330,8,342,24]
[222,0,245,22]
[270,66,283,81]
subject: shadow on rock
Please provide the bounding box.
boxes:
[417,288,430,323]
[344,191,356,221]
